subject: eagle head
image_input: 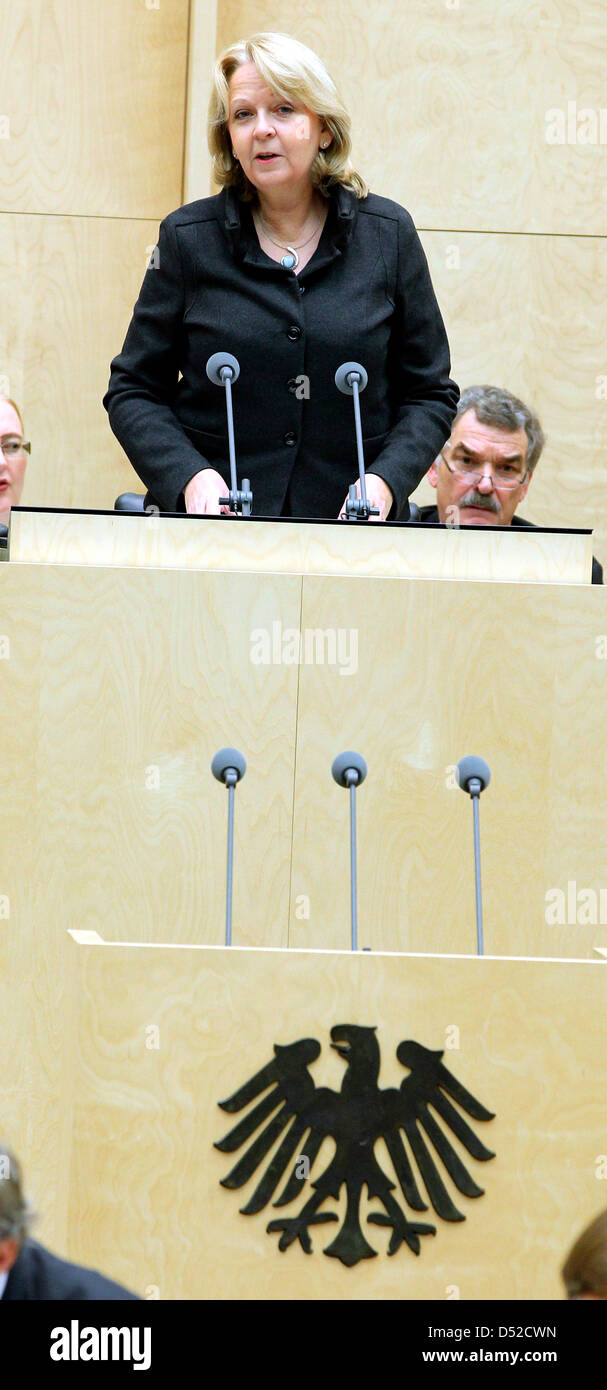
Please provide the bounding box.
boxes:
[330,1026,380,1086]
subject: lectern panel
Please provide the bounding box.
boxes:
[8,509,593,585]
[1,562,606,962]
[291,576,607,959]
[0,563,299,952]
[6,941,604,1301]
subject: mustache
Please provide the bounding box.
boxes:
[459,490,500,514]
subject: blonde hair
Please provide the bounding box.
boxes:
[562,1210,607,1298]
[0,397,24,433]
[208,31,368,202]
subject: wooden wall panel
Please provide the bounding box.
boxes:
[0,213,160,510]
[215,0,607,236]
[0,0,189,218]
[184,0,219,202]
[411,230,607,576]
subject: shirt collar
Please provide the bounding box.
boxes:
[0,1270,8,1299]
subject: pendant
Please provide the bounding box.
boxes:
[280,247,299,270]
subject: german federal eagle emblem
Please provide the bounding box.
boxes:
[215,1025,496,1266]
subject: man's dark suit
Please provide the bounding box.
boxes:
[419,506,604,584]
[2,1239,139,1300]
[104,184,459,520]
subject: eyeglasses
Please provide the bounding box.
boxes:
[439,449,528,489]
[0,437,31,460]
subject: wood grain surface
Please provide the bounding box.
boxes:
[0,0,189,218]
[412,229,607,578]
[0,213,162,510]
[3,941,605,1300]
[290,574,607,959]
[8,508,593,584]
[1,561,605,962]
[215,0,607,236]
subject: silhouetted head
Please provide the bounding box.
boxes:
[330,1025,380,1087]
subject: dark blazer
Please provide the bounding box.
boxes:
[419,505,604,584]
[2,1239,139,1300]
[104,184,459,520]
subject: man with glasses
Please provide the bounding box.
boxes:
[420,384,603,583]
[0,398,31,533]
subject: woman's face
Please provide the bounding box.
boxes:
[227,62,330,199]
[0,400,28,519]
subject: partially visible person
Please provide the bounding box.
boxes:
[0,1141,139,1300]
[0,397,30,528]
[421,384,603,584]
[562,1209,607,1300]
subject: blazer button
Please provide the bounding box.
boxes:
[287,377,298,394]
[283,431,297,446]
[287,324,301,340]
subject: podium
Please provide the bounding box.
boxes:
[1,508,606,1303]
[1,509,606,960]
[1,934,605,1301]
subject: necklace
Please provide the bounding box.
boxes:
[254,204,326,270]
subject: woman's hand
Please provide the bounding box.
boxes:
[184,468,230,515]
[337,475,394,521]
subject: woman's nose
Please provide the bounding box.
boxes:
[253,109,276,137]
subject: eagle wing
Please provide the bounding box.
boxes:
[215,1038,337,1215]
[382,1039,496,1223]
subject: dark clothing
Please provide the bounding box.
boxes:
[103,184,459,520]
[2,1238,139,1300]
[419,506,604,584]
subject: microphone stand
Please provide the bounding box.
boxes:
[335,362,379,520]
[211,748,247,945]
[456,756,491,956]
[331,751,368,950]
[206,352,252,516]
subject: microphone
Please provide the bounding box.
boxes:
[211,747,247,945]
[456,755,491,956]
[331,751,368,950]
[205,352,253,515]
[334,362,379,521]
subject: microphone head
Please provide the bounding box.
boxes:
[334,361,368,395]
[206,352,240,386]
[211,747,247,784]
[456,755,491,794]
[331,750,368,787]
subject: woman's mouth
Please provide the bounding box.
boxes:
[256,153,280,161]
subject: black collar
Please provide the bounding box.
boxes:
[221,182,359,266]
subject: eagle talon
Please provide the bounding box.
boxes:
[267,1211,338,1254]
[368,1209,436,1256]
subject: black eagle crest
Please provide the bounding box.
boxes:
[215,1025,496,1266]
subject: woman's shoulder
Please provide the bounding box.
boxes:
[357,190,417,232]
[160,189,228,231]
